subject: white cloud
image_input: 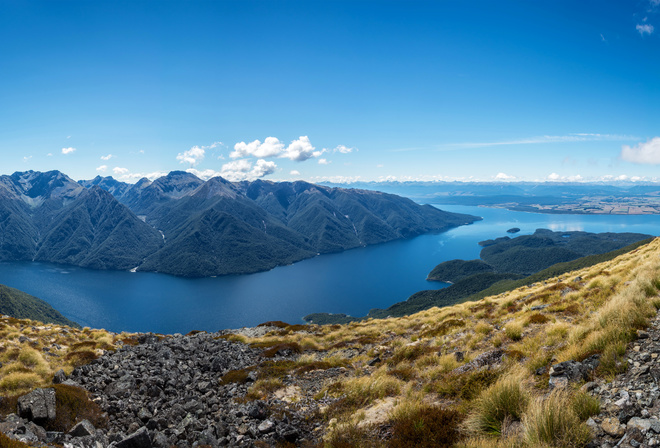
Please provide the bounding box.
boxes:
[252,159,277,177]
[494,172,515,180]
[113,171,167,182]
[219,159,277,181]
[23,156,32,162]
[376,164,384,168]
[101,154,113,161]
[231,137,284,159]
[616,174,629,181]
[309,175,363,184]
[61,147,76,155]
[66,135,71,139]
[318,158,331,165]
[548,173,560,180]
[113,167,129,175]
[281,136,323,161]
[230,135,324,162]
[637,24,654,35]
[290,170,301,176]
[333,145,354,154]
[96,165,108,172]
[620,137,660,164]
[47,153,53,157]
[177,146,206,166]
[175,142,221,166]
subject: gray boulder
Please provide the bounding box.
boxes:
[17,388,56,425]
[116,426,152,448]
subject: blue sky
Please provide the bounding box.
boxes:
[1,0,658,183]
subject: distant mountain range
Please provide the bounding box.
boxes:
[0,170,479,277]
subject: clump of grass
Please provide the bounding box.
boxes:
[526,313,549,325]
[64,350,99,368]
[435,369,500,401]
[465,369,529,435]
[571,390,600,421]
[388,404,463,448]
[246,378,284,400]
[324,423,378,448]
[327,370,403,411]
[505,323,523,341]
[219,368,253,385]
[475,322,492,335]
[0,372,43,395]
[259,342,302,358]
[0,432,34,448]
[45,384,107,432]
[522,391,591,448]
[387,344,430,366]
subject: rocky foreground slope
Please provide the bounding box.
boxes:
[2,239,660,447]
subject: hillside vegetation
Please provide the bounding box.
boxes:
[2,238,660,446]
[0,284,79,328]
[230,237,660,447]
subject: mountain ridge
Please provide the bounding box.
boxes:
[0,170,480,277]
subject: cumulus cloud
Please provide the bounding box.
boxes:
[101,154,113,161]
[548,173,560,180]
[620,137,660,164]
[281,136,324,161]
[494,172,515,180]
[231,137,284,159]
[290,170,301,176]
[318,158,330,165]
[113,167,129,175]
[230,136,324,162]
[219,159,277,181]
[637,24,654,35]
[96,165,108,172]
[177,146,206,166]
[61,147,76,155]
[333,145,354,154]
[176,141,222,166]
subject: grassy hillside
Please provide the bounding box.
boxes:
[3,237,660,447]
[231,236,660,447]
[0,315,125,397]
[0,284,80,328]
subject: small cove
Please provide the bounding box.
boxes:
[1,204,659,334]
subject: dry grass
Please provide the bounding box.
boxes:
[0,316,122,397]
[235,238,660,447]
[3,238,659,447]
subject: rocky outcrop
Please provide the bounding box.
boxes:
[0,328,326,447]
[586,317,660,448]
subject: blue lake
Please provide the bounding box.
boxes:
[1,205,659,334]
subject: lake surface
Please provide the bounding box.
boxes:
[1,205,659,334]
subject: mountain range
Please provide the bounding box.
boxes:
[0,170,479,277]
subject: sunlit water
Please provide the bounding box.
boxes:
[1,205,658,334]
